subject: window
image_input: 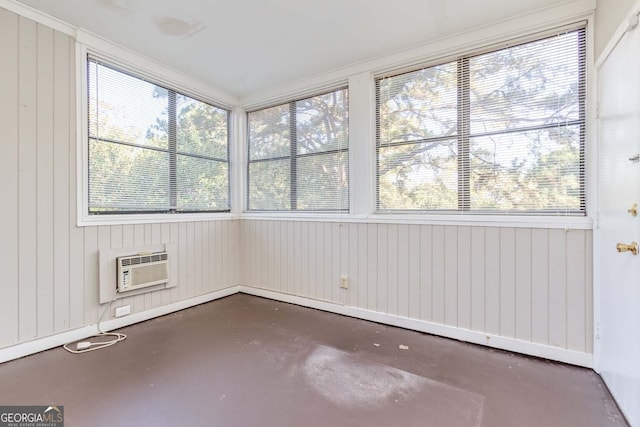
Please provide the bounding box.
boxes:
[376,27,586,214]
[247,88,349,212]
[87,56,230,214]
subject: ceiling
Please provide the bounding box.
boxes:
[18,0,569,98]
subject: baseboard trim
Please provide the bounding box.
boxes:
[0,286,240,364]
[1,284,593,368]
[238,286,594,368]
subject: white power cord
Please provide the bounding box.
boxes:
[63,289,127,354]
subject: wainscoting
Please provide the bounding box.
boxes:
[241,220,593,365]
[0,7,241,350]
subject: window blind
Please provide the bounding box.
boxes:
[247,88,349,212]
[88,56,230,214]
[376,27,586,214]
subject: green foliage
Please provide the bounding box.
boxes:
[89,77,230,213]
[377,30,584,212]
[247,89,349,211]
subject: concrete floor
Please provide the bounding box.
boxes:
[0,294,628,427]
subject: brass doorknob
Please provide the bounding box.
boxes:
[628,203,638,217]
[616,242,638,255]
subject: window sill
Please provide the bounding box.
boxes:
[241,212,593,230]
[78,212,240,227]
[83,211,593,229]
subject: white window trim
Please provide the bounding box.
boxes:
[241,211,592,230]
[75,31,238,226]
[245,86,350,213]
[374,24,587,215]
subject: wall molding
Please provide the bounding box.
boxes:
[238,286,594,368]
[0,284,592,368]
[241,213,593,230]
[0,286,239,364]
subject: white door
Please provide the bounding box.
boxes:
[597,16,640,427]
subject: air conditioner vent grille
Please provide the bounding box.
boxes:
[116,251,169,293]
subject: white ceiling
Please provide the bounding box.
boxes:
[18,0,569,98]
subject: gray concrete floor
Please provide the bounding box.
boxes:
[0,294,628,426]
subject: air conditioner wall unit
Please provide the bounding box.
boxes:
[117,252,169,293]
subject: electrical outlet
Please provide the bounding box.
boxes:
[340,275,348,289]
[115,305,131,318]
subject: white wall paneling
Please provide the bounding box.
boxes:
[0,7,241,353]
[241,220,594,363]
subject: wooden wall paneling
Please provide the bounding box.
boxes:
[484,227,500,335]
[432,225,446,324]
[121,225,133,247]
[515,228,533,342]
[419,225,433,322]
[287,220,295,294]
[470,227,486,332]
[65,32,82,330]
[397,224,410,318]
[141,224,152,312]
[299,221,310,297]
[531,228,550,345]
[17,17,38,342]
[118,225,134,313]
[347,223,358,307]
[357,223,368,309]
[566,230,587,352]
[319,222,330,300]
[201,222,211,292]
[377,224,389,313]
[232,220,240,286]
[585,231,594,353]
[548,229,568,348]
[245,221,253,286]
[387,223,399,316]
[94,226,111,322]
[293,222,303,296]
[221,221,229,289]
[307,221,317,298]
[408,224,421,319]
[263,220,272,290]
[36,23,55,337]
[188,221,196,296]
[499,227,516,338]
[167,223,179,302]
[367,223,378,310]
[457,226,472,330]
[332,223,352,305]
[282,220,292,294]
[444,226,458,326]
[132,224,146,312]
[68,220,85,329]
[83,227,99,325]
[318,222,328,300]
[177,222,187,300]
[318,222,326,300]
[0,0,20,349]
[161,223,173,305]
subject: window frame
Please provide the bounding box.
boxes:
[245,86,350,213]
[77,41,237,226]
[374,24,587,216]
